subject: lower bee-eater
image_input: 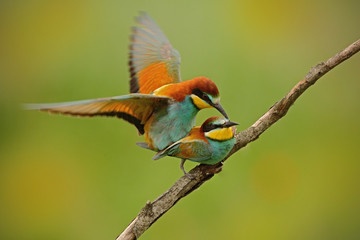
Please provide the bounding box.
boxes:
[153,117,238,174]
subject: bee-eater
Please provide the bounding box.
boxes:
[153,117,238,174]
[26,13,229,151]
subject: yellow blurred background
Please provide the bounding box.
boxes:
[1,0,359,239]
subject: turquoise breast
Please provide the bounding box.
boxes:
[149,95,199,150]
[200,138,236,165]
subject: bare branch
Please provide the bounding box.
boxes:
[116,39,360,240]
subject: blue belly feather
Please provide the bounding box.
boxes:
[199,138,235,165]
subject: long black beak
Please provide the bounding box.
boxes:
[223,121,239,128]
[212,102,229,119]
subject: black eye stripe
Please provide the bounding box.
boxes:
[203,124,216,132]
[192,88,202,97]
[203,123,225,132]
[192,88,211,103]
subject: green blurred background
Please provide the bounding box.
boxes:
[1,0,359,239]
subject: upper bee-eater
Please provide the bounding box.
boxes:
[153,116,238,174]
[26,12,229,151]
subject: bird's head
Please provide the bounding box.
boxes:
[189,77,228,119]
[201,116,239,141]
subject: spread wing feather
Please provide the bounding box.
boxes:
[129,12,181,94]
[25,94,171,134]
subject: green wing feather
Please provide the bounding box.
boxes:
[153,138,213,162]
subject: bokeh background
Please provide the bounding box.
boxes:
[1,0,360,239]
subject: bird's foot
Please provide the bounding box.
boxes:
[180,159,195,180]
[180,159,187,174]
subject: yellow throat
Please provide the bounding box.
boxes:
[205,127,234,141]
[190,94,211,109]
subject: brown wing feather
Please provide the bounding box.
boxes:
[129,12,181,94]
[26,94,171,134]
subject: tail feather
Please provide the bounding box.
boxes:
[152,149,167,160]
[136,142,153,150]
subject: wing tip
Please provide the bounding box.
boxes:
[137,11,152,22]
[23,103,50,110]
[23,103,36,110]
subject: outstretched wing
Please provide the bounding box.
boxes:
[25,94,171,135]
[129,12,181,94]
[153,138,213,162]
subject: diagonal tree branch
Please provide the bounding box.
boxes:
[116,39,360,240]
